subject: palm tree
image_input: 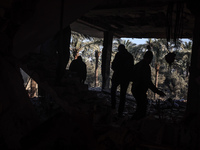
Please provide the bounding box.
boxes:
[129,44,146,63]
[81,37,103,87]
[70,31,93,59]
[113,38,136,50]
[146,38,153,49]
[70,31,105,87]
[95,50,100,87]
[113,38,137,59]
[183,41,192,77]
[147,39,168,99]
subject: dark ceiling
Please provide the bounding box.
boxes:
[71,0,194,39]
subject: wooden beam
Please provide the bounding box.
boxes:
[77,16,109,31]
[102,31,113,90]
[187,15,200,115]
[56,26,71,82]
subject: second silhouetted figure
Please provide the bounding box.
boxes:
[111,44,134,117]
[131,50,165,120]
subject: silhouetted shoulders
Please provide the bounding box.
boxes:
[69,60,77,71]
[131,60,151,89]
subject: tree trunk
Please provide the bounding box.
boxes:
[186,61,190,77]
[95,50,100,87]
[154,63,160,100]
[73,49,79,60]
[102,31,113,90]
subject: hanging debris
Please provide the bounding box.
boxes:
[165,52,176,66]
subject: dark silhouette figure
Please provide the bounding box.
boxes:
[131,50,165,120]
[111,44,134,117]
[69,56,87,84]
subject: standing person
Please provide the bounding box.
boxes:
[111,44,134,117]
[69,56,87,84]
[131,50,165,120]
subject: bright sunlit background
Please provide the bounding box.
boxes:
[121,38,191,45]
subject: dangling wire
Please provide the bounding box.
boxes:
[174,2,184,47]
[166,2,174,50]
[60,0,64,31]
[166,2,184,53]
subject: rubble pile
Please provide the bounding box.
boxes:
[2,64,189,149]
[26,84,189,150]
[87,88,189,150]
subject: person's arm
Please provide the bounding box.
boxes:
[83,63,87,82]
[111,53,119,71]
[69,60,74,71]
[149,81,159,93]
[148,81,165,96]
[146,66,166,97]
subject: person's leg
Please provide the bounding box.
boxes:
[118,82,129,116]
[111,81,119,109]
[132,91,148,120]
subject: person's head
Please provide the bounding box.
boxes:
[147,45,151,51]
[118,44,126,52]
[77,56,82,61]
[143,50,153,64]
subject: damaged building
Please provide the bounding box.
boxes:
[0,0,200,149]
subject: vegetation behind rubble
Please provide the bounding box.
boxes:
[70,32,192,100]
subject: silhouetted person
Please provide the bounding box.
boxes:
[111,44,134,117]
[131,50,165,120]
[69,56,87,84]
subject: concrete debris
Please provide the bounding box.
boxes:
[20,84,191,150]
[0,61,191,150]
[0,56,40,149]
